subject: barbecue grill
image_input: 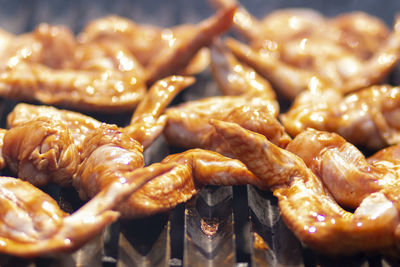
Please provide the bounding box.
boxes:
[0,0,400,266]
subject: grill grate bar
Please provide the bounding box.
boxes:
[117,214,170,267]
[231,186,251,265]
[183,186,236,266]
[247,185,304,267]
[102,222,121,266]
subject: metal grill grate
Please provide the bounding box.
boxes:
[0,0,399,266]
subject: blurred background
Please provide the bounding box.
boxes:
[0,0,398,34]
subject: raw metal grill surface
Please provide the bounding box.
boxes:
[0,0,400,266]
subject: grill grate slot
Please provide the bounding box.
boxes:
[183,186,236,267]
[247,185,304,267]
[117,215,170,267]
[232,186,251,265]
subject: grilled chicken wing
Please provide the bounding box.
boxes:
[2,76,194,218]
[3,118,79,187]
[122,149,258,218]
[164,42,290,154]
[79,6,236,85]
[0,163,175,258]
[126,75,195,147]
[211,0,400,98]
[73,123,144,200]
[5,114,258,219]
[8,75,194,150]
[2,114,191,220]
[0,24,146,112]
[281,83,400,150]
[211,119,400,256]
[286,128,400,209]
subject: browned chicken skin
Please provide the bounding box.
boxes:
[79,6,237,85]
[211,119,400,256]
[164,42,290,154]
[4,69,282,218]
[3,118,79,187]
[0,163,176,258]
[2,76,193,218]
[286,128,400,209]
[5,106,260,219]
[8,75,194,150]
[123,149,259,217]
[210,0,400,99]
[281,83,400,150]
[0,6,234,112]
[0,24,147,112]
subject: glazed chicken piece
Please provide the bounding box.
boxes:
[3,77,196,217]
[281,83,400,150]
[8,75,194,150]
[3,118,79,187]
[211,0,400,98]
[119,148,260,218]
[0,24,146,112]
[164,42,290,154]
[211,119,400,255]
[2,116,186,219]
[0,163,176,258]
[286,128,400,210]
[4,76,191,186]
[79,6,237,85]
[5,110,260,218]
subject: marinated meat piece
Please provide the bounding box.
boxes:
[165,102,288,156]
[211,119,400,256]
[8,75,194,150]
[164,42,290,154]
[1,114,186,220]
[0,163,174,257]
[286,128,400,209]
[3,118,79,187]
[80,6,237,85]
[4,113,258,219]
[211,0,400,98]
[123,149,258,218]
[281,84,400,150]
[74,123,145,200]
[210,40,276,99]
[7,104,101,148]
[126,75,195,148]
[0,24,146,112]
[2,77,195,218]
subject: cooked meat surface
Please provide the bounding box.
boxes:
[0,164,171,257]
[211,119,400,255]
[281,84,400,150]
[211,0,400,98]
[164,42,290,154]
